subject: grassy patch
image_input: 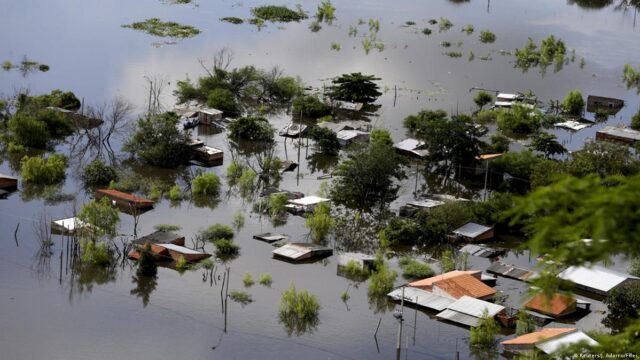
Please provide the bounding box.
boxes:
[122,18,201,38]
[251,5,308,22]
[444,51,463,58]
[399,257,435,280]
[438,17,453,32]
[462,24,474,34]
[422,28,432,35]
[440,41,451,48]
[258,273,273,287]
[243,272,255,287]
[330,43,341,51]
[479,30,496,44]
[220,17,244,24]
[229,290,253,305]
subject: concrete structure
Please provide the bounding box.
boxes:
[0,173,18,191]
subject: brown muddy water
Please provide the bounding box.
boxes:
[1,0,639,359]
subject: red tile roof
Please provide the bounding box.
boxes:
[501,328,576,345]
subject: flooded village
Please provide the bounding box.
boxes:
[1,0,640,359]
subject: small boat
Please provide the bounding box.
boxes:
[279,122,308,137]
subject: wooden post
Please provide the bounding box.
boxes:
[413,296,418,345]
[394,85,397,107]
[396,286,405,360]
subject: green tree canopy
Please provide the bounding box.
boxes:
[562,89,585,116]
[124,112,190,168]
[328,72,382,104]
[228,116,275,142]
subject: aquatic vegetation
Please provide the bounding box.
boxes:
[580,57,586,68]
[213,238,240,256]
[237,168,257,198]
[308,21,321,32]
[80,239,113,267]
[78,197,120,238]
[124,112,190,167]
[444,51,463,58]
[8,108,74,149]
[368,262,397,296]
[167,184,182,201]
[121,18,201,38]
[398,257,435,280]
[342,259,370,280]
[293,95,331,118]
[2,57,50,75]
[229,290,253,305]
[473,91,493,109]
[201,224,234,242]
[175,256,189,271]
[422,27,432,35]
[154,224,181,232]
[20,154,67,184]
[305,202,334,241]
[479,30,496,43]
[268,193,289,219]
[362,38,373,54]
[243,272,255,287]
[623,64,640,93]
[428,19,438,25]
[330,42,341,51]
[249,17,265,29]
[316,0,336,24]
[468,51,475,61]
[348,25,358,37]
[496,105,542,136]
[440,41,451,48]
[279,284,321,336]
[405,20,416,26]
[82,160,118,188]
[470,309,500,348]
[514,35,567,72]
[251,5,308,22]
[438,17,453,32]
[462,24,474,34]
[233,211,245,230]
[258,273,273,287]
[192,173,221,196]
[562,89,585,116]
[309,127,340,155]
[368,18,380,33]
[220,17,244,24]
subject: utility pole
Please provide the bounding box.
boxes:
[395,286,405,360]
[483,159,489,201]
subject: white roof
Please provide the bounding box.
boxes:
[536,330,598,355]
[52,217,90,231]
[436,309,482,327]
[497,93,520,100]
[200,145,223,155]
[288,196,330,206]
[199,108,223,115]
[337,130,369,141]
[559,266,638,293]
[337,252,375,266]
[452,222,492,238]
[445,295,505,318]
[388,287,455,311]
[157,244,206,255]
[555,120,592,131]
[394,138,425,152]
[407,199,444,208]
[272,243,331,260]
[598,126,640,141]
[494,101,513,107]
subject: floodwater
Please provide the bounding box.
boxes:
[1,0,639,359]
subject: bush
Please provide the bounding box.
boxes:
[399,257,435,280]
[137,243,158,277]
[8,113,51,149]
[488,134,510,153]
[229,290,253,305]
[379,217,420,247]
[243,272,255,287]
[268,193,289,218]
[515,310,536,335]
[80,239,112,266]
[279,284,320,335]
[470,309,500,348]
[631,258,640,278]
[474,91,494,109]
[82,159,118,187]
[368,262,398,296]
[605,282,640,322]
[479,30,496,43]
[192,172,221,196]
[259,273,273,287]
[220,17,244,24]
[175,256,188,271]
[292,95,332,118]
[562,90,585,116]
[20,154,67,184]
[123,112,190,168]
[496,105,542,135]
[154,224,181,232]
[228,116,274,142]
[623,64,640,92]
[167,184,182,201]
[201,224,234,242]
[213,238,240,256]
[78,197,120,238]
[309,127,340,155]
[207,88,238,114]
[252,5,308,22]
[305,202,334,241]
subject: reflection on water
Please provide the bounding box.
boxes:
[130,274,158,307]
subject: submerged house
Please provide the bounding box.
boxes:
[587,95,624,114]
[393,138,428,159]
[408,270,496,301]
[132,230,185,246]
[388,286,455,312]
[449,222,494,243]
[486,262,537,281]
[337,252,376,271]
[286,196,330,214]
[0,173,18,191]
[318,121,372,146]
[279,123,308,137]
[501,328,597,356]
[191,145,224,166]
[524,293,577,318]
[95,189,154,211]
[272,243,333,262]
[128,242,210,263]
[596,126,640,145]
[51,217,92,236]
[436,295,506,327]
[558,265,640,296]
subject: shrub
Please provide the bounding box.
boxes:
[123,112,189,168]
[233,212,245,230]
[175,256,188,271]
[292,95,331,118]
[309,127,340,155]
[368,263,397,297]
[220,17,244,24]
[243,272,255,287]
[470,309,500,348]
[462,24,474,34]
[201,224,234,242]
[258,273,273,287]
[137,243,158,277]
[479,30,496,43]
[341,259,370,281]
[121,18,201,38]
[20,154,67,184]
[207,88,238,114]
[399,257,434,280]
[605,282,640,322]
[496,105,542,135]
[316,0,336,24]
[229,290,253,305]
[251,5,308,22]
[237,168,257,197]
[474,91,494,109]
[80,239,112,266]
[226,160,246,185]
[623,64,640,93]
[562,89,585,116]
[154,224,181,232]
[268,193,289,218]
[379,217,420,247]
[422,28,432,35]
[213,238,240,256]
[279,284,321,335]
[167,184,182,201]
[438,17,453,32]
[228,116,275,142]
[8,113,50,148]
[82,159,118,187]
[515,310,536,335]
[78,197,120,238]
[305,202,334,241]
[341,291,350,302]
[192,172,221,196]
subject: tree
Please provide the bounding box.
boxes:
[330,141,406,213]
[631,258,640,277]
[206,88,239,114]
[529,132,566,158]
[82,159,118,187]
[192,172,221,196]
[328,72,382,103]
[200,224,234,242]
[8,109,73,149]
[470,309,500,348]
[279,284,320,336]
[562,89,585,116]
[78,197,120,239]
[567,141,640,178]
[474,91,493,109]
[228,116,275,142]
[604,282,640,328]
[20,154,67,184]
[124,112,190,168]
[309,127,340,155]
[370,128,393,147]
[292,95,332,118]
[515,310,537,335]
[305,202,334,241]
[630,109,640,131]
[497,105,542,135]
[487,134,510,153]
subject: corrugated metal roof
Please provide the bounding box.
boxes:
[536,331,598,354]
[157,244,206,255]
[445,296,504,318]
[432,274,496,299]
[406,199,444,208]
[387,287,455,311]
[288,196,330,206]
[436,309,480,327]
[272,243,332,260]
[337,253,375,266]
[394,138,425,152]
[558,266,639,293]
[502,328,576,345]
[452,222,492,239]
[52,217,89,232]
[555,120,592,131]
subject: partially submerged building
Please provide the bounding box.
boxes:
[272,243,333,262]
[191,145,224,166]
[253,233,289,243]
[337,252,376,271]
[586,95,624,114]
[408,270,496,301]
[487,262,537,281]
[459,244,505,258]
[279,122,308,137]
[0,173,18,191]
[95,189,154,211]
[596,126,640,145]
[286,196,330,214]
[449,222,494,243]
[132,230,185,246]
[51,217,92,236]
[436,295,505,327]
[393,138,428,159]
[558,265,640,296]
[524,293,577,318]
[501,328,597,356]
[388,287,455,312]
